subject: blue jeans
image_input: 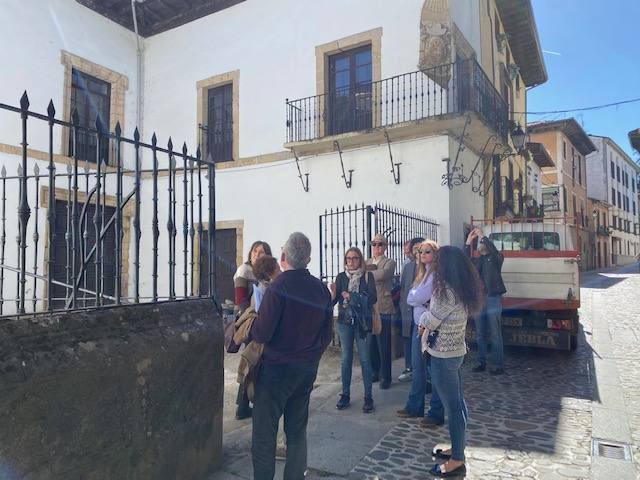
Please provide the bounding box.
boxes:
[475,294,504,368]
[404,323,444,419]
[431,356,468,461]
[252,362,318,480]
[337,322,373,398]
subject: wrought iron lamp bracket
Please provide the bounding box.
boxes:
[443,114,472,189]
[334,140,353,189]
[291,148,309,192]
[383,130,401,185]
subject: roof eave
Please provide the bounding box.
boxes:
[496,0,548,87]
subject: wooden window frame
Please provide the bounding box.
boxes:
[196,70,240,164]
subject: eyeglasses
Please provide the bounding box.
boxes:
[419,249,432,254]
[371,242,385,247]
[345,256,360,261]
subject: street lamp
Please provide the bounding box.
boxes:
[511,124,527,155]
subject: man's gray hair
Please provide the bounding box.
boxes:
[283,232,311,269]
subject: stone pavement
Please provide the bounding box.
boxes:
[209,263,640,480]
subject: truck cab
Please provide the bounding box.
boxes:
[470,217,581,350]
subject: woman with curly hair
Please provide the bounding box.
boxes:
[419,246,484,477]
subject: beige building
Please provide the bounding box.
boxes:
[528,119,597,269]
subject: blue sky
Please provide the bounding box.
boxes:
[528,0,640,160]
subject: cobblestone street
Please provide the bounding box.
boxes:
[354,263,639,480]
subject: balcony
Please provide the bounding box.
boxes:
[597,225,612,236]
[285,58,508,153]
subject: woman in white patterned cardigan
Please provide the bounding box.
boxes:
[419,246,484,478]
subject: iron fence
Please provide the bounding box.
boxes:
[0,92,217,317]
[286,58,509,144]
[319,203,439,283]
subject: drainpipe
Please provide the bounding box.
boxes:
[131,0,143,136]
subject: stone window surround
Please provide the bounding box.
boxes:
[60,50,129,161]
[196,70,240,164]
[39,185,134,308]
[192,219,244,296]
[314,27,382,138]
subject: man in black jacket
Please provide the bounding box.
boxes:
[251,232,333,480]
[466,227,507,375]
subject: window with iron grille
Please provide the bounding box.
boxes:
[611,160,615,178]
[69,69,111,164]
[327,45,372,136]
[612,188,616,206]
[206,83,233,163]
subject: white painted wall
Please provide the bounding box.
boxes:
[142,0,425,157]
[586,136,608,203]
[0,0,494,311]
[0,0,139,158]
[447,137,485,247]
[136,135,451,297]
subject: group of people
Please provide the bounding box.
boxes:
[229,228,506,479]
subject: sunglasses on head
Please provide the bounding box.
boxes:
[371,242,385,247]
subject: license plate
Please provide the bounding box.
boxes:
[502,316,523,327]
[504,329,570,350]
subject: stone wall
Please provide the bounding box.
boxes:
[0,298,223,480]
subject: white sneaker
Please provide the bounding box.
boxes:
[398,369,412,382]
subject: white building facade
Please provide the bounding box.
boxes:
[587,135,640,266]
[0,0,546,312]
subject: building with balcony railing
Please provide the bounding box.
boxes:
[1,0,547,293]
[529,119,597,270]
[587,135,640,266]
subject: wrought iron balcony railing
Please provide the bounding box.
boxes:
[285,58,509,143]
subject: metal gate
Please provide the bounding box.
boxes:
[319,203,438,283]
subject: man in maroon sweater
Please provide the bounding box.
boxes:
[250,232,333,480]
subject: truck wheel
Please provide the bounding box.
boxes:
[570,334,578,351]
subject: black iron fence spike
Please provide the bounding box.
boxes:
[168,137,173,151]
[115,121,122,137]
[182,142,188,155]
[95,114,103,132]
[47,100,55,119]
[134,127,140,143]
[151,132,157,146]
[20,91,29,111]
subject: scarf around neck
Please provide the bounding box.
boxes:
[346,267,364,293]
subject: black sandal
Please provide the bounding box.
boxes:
[432,448,452,459]
[429,462,466,477]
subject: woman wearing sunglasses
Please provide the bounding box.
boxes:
[330,247,377,413]
[397,240,443,422]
